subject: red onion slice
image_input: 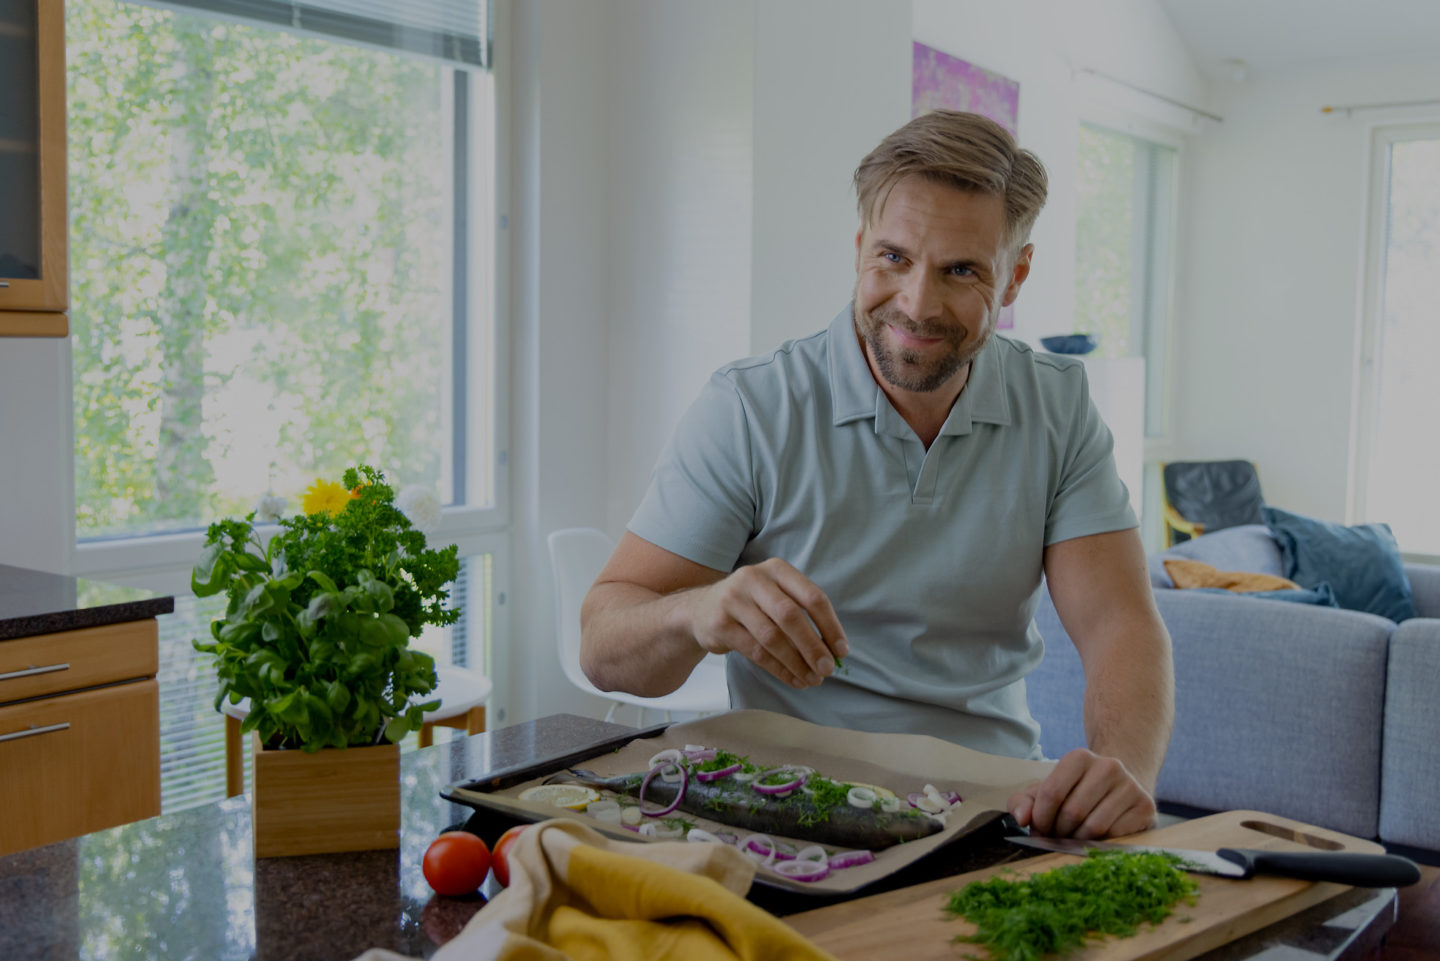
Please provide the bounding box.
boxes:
[744,835,796,861]
[639,762,687,817]
[695,762,741,782]
[752,766,809,795]
[829,849,876,870]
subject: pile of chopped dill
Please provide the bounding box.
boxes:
[945,849,1198,961]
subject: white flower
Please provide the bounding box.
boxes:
[254,492,287,524]
[396,485,442,532]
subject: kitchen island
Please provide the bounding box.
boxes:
[0,714,1401,961]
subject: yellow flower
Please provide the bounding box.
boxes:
[301,479,354,516]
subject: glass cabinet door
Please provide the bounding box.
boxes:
[0,0,67,322]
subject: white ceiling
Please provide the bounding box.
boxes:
[1157,0,1440,79]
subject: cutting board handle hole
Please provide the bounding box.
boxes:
[1239,818,1344,850]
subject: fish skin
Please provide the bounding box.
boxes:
[546,767,943,851]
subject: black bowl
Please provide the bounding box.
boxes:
[1039,333,1099,355]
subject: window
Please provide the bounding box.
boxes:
[1355,124,1440,557]
[66,0,505,811]
[1073,122,1177,438]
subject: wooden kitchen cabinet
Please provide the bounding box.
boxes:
[0,0,68,335]
[0,619,161,857]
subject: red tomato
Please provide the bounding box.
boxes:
[490,824,530,888]
[422,831,492,896]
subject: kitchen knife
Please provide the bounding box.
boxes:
[1007,835,1421,888]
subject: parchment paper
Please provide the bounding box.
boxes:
[448,710,1056,894]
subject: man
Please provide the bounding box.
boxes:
[580,110,1174,840]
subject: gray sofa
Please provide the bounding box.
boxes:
[1027,524,1440,858]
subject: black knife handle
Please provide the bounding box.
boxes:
[1217,848,1422,888]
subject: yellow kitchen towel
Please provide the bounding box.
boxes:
[354,818,840,961]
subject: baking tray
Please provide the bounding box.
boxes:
[442,710,1054,899]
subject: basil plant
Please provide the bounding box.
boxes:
[193,466,461,751]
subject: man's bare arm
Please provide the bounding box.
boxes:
[579,533,849,697]
[1009,527,1174,838]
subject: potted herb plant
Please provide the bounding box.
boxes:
[193,465,460,857]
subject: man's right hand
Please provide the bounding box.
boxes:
[580,534,848,697]
[689,558,848,689]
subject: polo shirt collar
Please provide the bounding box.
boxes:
[828,303,1013,436]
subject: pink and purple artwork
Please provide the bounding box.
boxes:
[911,42,1021,328]
[912,42,1019,131]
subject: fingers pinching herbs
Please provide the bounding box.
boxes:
[692,560,846,689]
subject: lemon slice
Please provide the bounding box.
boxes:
[518,784,601,810]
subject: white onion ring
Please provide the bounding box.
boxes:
[639,821,684,839]
[685,828,726,844]
[639,762,687,817]
[648,748,687,782]
[847,786,877,808]
[908,791,946,814]
[586,799,622,822]
[793,845,828,864]
[773,859,830,882]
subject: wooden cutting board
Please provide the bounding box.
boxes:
[782,810,1386,961]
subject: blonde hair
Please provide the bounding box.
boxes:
[854,110,1048,251]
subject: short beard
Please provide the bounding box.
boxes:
[854,303,975,393]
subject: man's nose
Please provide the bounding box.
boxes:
[897,270,942,321]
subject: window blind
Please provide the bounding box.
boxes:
[132,0,490,67]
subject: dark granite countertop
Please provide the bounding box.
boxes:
[0,714,1398,961]
[0,563,175,640]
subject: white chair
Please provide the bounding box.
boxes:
[223,663,492,797]
[546,527,730,725]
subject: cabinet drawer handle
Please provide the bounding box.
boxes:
[0,662,70,682]
[0,722,71,744]
[0,281,9,288]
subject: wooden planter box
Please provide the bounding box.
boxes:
[251,733,400,858]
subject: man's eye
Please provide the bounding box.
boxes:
[949,265,974,277]
[882,251,903,264]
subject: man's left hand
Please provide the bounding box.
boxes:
[1006,747,1157,839]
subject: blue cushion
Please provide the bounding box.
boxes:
[1261,506,1416,622]
[1189,584,1340,607]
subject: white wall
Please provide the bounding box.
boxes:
[1174,58,1440,526]
[749,1,912,351]
[511,0,915,724]
[0,339,72,574]
[603,0,758,536]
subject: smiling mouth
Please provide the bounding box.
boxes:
[888,324,947,349]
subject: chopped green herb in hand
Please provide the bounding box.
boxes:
[945,849,1199,961]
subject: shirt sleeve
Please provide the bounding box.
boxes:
[1044,367,1138,546]
[626,372,757,572]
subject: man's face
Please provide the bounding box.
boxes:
[853,176,1032,395]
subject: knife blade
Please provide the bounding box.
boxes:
[1007,835,1421,888]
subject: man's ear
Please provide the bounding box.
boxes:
[1001,243,1034,307]
[854,227,864,272]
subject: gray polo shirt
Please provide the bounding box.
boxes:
[629,305,1136,758]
